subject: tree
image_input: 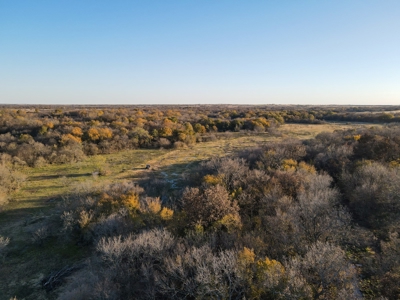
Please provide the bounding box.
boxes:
[342,162,400,231]
[286,242,361,299]
[181,185,240,229]
[288,173,351,245]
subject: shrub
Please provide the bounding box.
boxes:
[173,141,187,149]
[141,197,162,214]
[31,226,50,246]
[286,242,361,299]
[0,235,10,259]
[0,163,26,209]
[342,162,400,231]
[98,165,112,176]
[181,185,240,229]
[160,207,174,220]
[158,138,171,148]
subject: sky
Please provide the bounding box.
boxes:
[1,1,399,105]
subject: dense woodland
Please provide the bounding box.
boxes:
[1,106,400,299]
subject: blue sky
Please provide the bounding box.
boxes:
[1,1,399,105]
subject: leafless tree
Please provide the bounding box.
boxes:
[181,185,240,228]
[285,241,361,300]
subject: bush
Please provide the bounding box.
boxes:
[181,185,240,229]
[173,141,187,149]
[0,235,10,260]
[342,162,400,231]
[0,163,26,209]
[31,226,49,246]
[158,138,171,148]
[286,242,361,299]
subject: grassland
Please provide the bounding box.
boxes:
[0,122,377,300]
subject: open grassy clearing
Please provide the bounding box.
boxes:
[279,122,375,139]
[0,122,378,300]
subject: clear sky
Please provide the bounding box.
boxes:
[1,1,399,105]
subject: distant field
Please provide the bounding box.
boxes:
[278,122,371,138]
[0,122,379,300]
[352,110,400,114]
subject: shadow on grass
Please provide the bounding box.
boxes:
[0,195,65,224]
[29,173,93,181]
[1,159,206,225]
[0,206,46,224]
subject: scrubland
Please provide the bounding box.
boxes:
[0,106,399,300]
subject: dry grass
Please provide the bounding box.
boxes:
[278,123,376,139]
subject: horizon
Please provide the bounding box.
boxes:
[1,1,400,105]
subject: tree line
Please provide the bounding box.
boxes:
[1,105,399,168]
[0,106,283,167]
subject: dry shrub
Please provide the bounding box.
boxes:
[34,156,47,167]
[98,165,112,176]
[93,209,131,238]
[158,138,171,148]
[201,157,249,191]
[173,141,187,149]
[0,235,10,258]
[342,162,400,230]
[78,210,94,229]
[181,185,240,229]
[160,207,174,220]
[140,197,162,214]
[0,189,9,208]
[121,192,140,211]
[0,162,26,209]
[201,134,217,142]
[286,242,361,299]
[61,181,145,242]
[83,143,99,155]
[60,229,176,299]
[31,226,49,246]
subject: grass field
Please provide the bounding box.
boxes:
[0,122,378,300]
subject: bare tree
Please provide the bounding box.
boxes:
[181,185,240,228]
[288,173,351,245]
[285,242,361,300]
[342,162,400,231]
